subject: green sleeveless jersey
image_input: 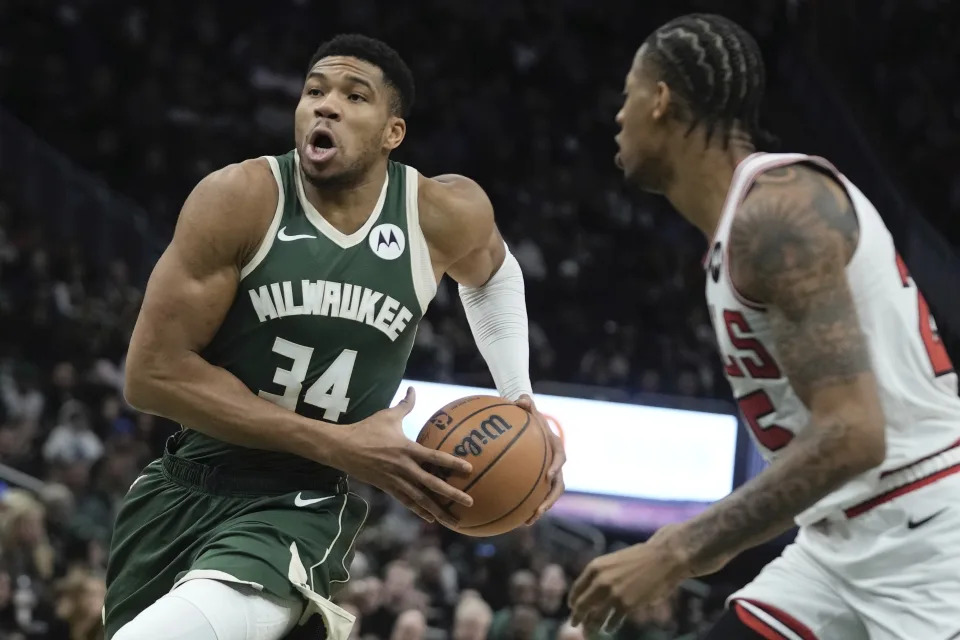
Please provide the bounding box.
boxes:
[176,150,437,476]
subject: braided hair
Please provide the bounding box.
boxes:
[643,14,776,148]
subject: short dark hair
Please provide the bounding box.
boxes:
[643,14,776,148]
[308,34,415,118]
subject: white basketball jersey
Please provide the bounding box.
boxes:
[706,152,960,525]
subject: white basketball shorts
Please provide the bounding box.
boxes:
[729,457,960,639]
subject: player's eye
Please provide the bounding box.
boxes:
[348,93,367,103]
[307,88,323,97]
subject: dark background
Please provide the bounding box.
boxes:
[0,1,957,638]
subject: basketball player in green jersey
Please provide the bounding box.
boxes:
[104,35,565,640]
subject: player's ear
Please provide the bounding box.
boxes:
[652,81,671,122]
[384,116,406,151]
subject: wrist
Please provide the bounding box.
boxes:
[650,523,695,579]
[288,413,349,469]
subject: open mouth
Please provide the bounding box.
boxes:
[305,129,338,163]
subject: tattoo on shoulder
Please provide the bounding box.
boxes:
[728,164,870,401]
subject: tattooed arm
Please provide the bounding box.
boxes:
[567,166,887,628]
[670,164,887,575]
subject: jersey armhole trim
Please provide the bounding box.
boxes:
[405,166,438,314]
[240,156,285,281]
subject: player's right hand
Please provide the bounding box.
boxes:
[337,387,473,527]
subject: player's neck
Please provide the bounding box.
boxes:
[664,140,754,240]
[300,162,389,234]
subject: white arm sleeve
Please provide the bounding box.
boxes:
[458,246,533,401]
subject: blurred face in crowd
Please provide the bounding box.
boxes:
[14,508,45,547]
[295,56,406,188]
[383,561,417,605]
[453,597,492,640]
[509,570,538,607]
[538,564,567,614]
[79,576,106,623]
[614,45,676,194]
[508,605,541,640]
[390,609,426,640]
[417,546,445,584]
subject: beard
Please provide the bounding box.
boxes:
[301,159,367,190]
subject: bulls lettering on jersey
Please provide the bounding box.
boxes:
[706,153,960,526]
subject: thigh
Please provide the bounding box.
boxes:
[187,490,369,601]
[104,462,240,638]
[728,538,867,640]
[112,578,302,640]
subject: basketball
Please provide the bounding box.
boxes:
[417,395,553,537]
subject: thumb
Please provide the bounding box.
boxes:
[515,394,535,412]
[392,387,416,416]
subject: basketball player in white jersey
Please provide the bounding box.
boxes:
[569,13,960,640]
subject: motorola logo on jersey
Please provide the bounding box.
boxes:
[369,223,405,260]
[709,241,723,283]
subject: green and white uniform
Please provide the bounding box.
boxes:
[104,150,437,639]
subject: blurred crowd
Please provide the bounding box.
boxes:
[814,0,960,246]
[0,0,956,638]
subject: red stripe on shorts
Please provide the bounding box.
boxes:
[844,463,960,518]
[742,598,819,640]
[733,601,788,640]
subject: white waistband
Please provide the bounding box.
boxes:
[841,444,960,518]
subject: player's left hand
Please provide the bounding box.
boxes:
[568,525,688,632]
[515,394,565,525]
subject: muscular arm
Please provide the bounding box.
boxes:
[124,161,343,465]
[419,174,506,285]
[672,165,886,573]
[419,175,533,401]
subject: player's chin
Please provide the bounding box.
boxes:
[301,157,345,187]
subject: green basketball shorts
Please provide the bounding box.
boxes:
[103,444,368,639]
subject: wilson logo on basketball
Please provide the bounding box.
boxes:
[452,415,513,458]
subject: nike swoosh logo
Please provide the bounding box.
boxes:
[278,227,317,242]
[907,508,947,529]
[294,493,335,508]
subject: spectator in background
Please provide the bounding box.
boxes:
[0,490,55,586]
[0,565,19,638]
[505,604,546,640]
[42,401,103,467]
[48,567,105,640]
[451,594,492,640]
[390,609,427,640]
[537,564,569,626]
[415,546,458,630]
[0,490,56,637]
[489,571,549,640]
[362,560,425,639]
[1,365,44,427]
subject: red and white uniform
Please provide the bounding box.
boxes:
[706,153,960,640]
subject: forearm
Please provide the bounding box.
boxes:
[458,248,533,401]
[674,418,872,573]
[125,351,343,466]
